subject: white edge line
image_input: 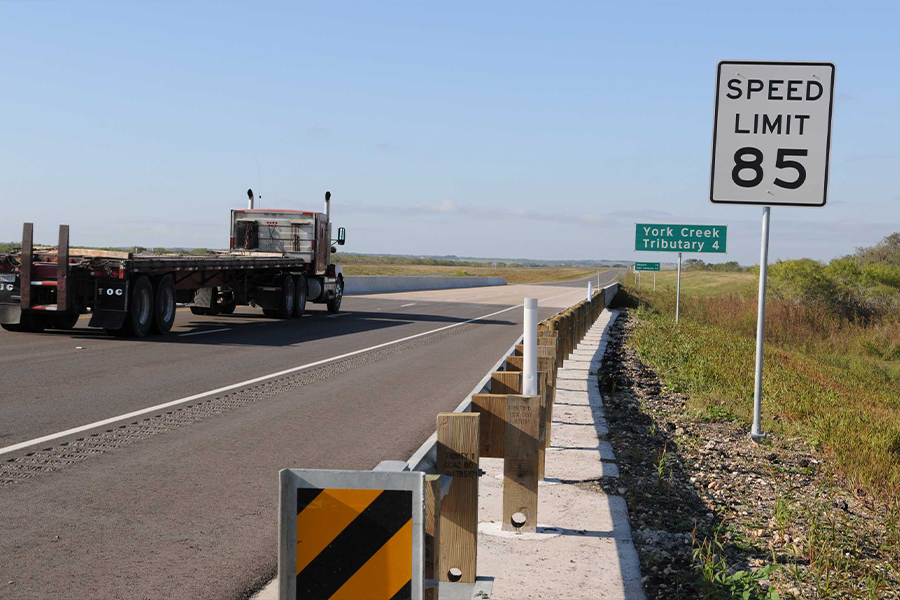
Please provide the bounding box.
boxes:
[178,328,233,337]
[399,303,416,308]
[0,303,524,457]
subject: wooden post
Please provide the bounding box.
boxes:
[502,394,541,532]
[472,394,508,458]
[536,372,549,480]
[490,371,521,394]
[436,412,480,583]
[504,355,523,371]
[538,355,556,453]
[425,474,442,600]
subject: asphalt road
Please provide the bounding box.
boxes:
[0,270,621,600]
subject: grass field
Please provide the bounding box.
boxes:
[624,269,900,506]
[621,273,900,598]
[341,263,603,284]
[627,269,756,296]
[625,277,900,500]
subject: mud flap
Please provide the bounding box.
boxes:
[0,304,22,325]
[89,310,128,330]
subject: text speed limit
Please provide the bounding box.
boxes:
[710,61,835,207]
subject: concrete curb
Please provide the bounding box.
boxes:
[344,276,506,296]
[477,309,646,599]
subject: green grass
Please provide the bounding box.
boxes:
[623,274,900,597]
[625,275,900,500]
[628,269,756,296]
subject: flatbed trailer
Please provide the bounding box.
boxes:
[0,190,346,338]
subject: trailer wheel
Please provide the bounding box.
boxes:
[276,274,295,319]
[327,276,343,314]
[151,276,177,334]
[293,275,307,317]
[50,312,80,330]
[121,275,154,338]
[219,297,237,314]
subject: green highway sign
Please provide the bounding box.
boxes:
[635,223,727,253]
[634,262,660,271]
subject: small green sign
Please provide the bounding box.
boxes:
[634,262,660,271]
[635,223,727,254]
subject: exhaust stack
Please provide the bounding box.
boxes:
[247,189,255,210]
[324,191,331,222]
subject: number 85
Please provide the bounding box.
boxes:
[733,147,807,190]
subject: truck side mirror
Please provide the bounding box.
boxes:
[337,227,346,245]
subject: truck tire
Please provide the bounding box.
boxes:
[151,275,177,334]
[121,275,154,338]
[293,274,307,317]
[219,296,237,315]
[327,276,343,314]
[50,312,80,330]
[276,274,295,319]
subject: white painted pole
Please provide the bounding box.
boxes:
[523,298,538,396]
[587,280,593,302]
[654,272,656,292]
[675,253,682,324]
[751,207,771,442]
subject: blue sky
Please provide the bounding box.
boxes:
[1,1,896,264]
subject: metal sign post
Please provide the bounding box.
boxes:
[751,207,771,441]
[675,253,682,325]
[710,60,835,442]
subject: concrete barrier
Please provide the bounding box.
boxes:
[343,276,506,296]
[604,282,619,307]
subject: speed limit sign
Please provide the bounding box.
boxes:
[710,61,835,207]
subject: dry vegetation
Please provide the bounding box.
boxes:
[611,254,900,598]
[341,263,602,284]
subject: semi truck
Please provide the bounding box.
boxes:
[0,190,346,338]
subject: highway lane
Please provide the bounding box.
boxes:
[0,280,607,600]
[0,283,592,449]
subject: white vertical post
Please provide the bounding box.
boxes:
[675,252,682,324]
[597,271,600,288]
[654,272,656,291]
[523,298,538,396]
[587,280,592,302]
[751,207,771,442]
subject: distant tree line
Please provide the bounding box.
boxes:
[333,253,559,268]
[766,233,900,322]
[683,259,747,272]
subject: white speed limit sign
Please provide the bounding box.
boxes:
[710,61,835,207]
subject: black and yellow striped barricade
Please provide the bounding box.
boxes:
[278,469,426,600]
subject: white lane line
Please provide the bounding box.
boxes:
[178,328,232,337]
[400,303,416,308]
[0,303,523,457]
